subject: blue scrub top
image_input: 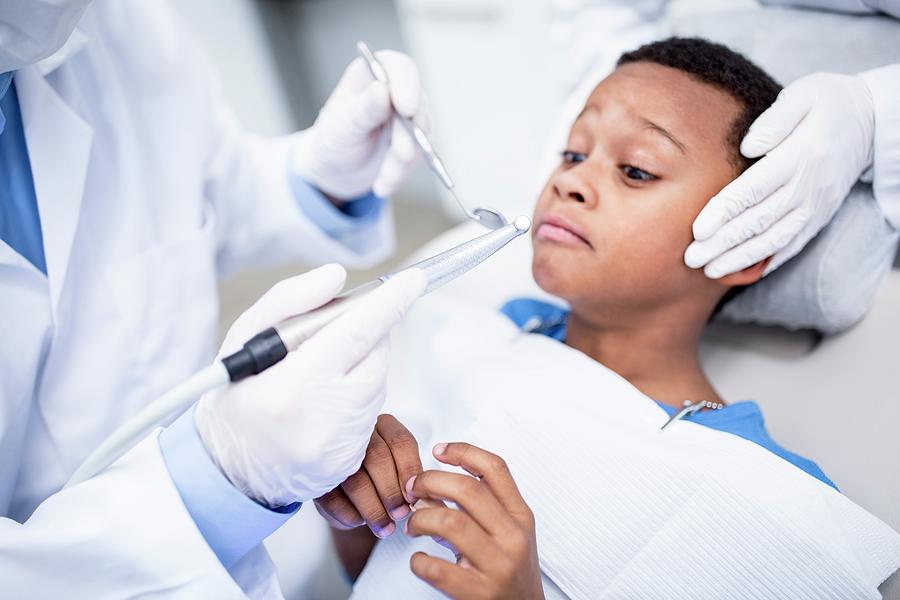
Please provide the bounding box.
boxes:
[0,73,46,274]
[501,298,836,489]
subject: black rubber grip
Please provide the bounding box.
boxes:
[222,327,288,382]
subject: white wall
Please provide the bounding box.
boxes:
[174,0,296,135]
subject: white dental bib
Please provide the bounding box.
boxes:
[351,296,900,599]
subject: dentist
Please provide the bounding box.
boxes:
[0,1,428,597]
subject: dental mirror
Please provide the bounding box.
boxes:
[356,41,510,231]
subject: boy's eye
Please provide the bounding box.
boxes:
[561,150,587,165]
[622,165,657,182]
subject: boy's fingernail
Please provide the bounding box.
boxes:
[405,475,417,499]
[390,504,411,520]
[376,522,396,538]
[433,443,448,457]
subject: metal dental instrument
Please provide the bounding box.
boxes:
[266,214,530,353]
[67,216,532,487]
[659,399,724,432]
[356,41,508,231]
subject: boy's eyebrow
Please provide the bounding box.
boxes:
[640,118,687,154]
[575,104,687,155]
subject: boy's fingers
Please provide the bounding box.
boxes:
[410,552,480,598]
[341,469,395,539]
[405,507,494,569]
[432,442,530,517]
[361,430,410,521]
[314,488,364,530]
[406,471,516,538]
[376,414,423,504]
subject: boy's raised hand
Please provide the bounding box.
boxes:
[404,443,544,600]
[315,414,422,539]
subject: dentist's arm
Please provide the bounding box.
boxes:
[280,50,428,261]
[159,264,425,569]
[291,50,427,203]
[0,266,424,598]
[684,65,900,278]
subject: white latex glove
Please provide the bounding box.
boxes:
[684,72,875,279]
[292,50,428,200]
[195,264,426,507]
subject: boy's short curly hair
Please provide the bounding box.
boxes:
[618,37,782,172]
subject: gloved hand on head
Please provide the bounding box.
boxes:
[195,264,426,508]
[684,71,876,279]
[292,50,429,200]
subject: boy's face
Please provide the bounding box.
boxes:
[532,62,743,315]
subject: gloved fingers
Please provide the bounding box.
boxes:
[297,268,426,376]
[341,80,393,139]
[375,50,423,119]
[767,227,816,274]
[692,153,794,241]
[331,55,380,97]
[373,120,418,198]
[703,207,807,279]
[685,183,796,270]
[740,83,813,158]
[219,264,347,355]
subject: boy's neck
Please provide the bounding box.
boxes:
[565,304,723,409]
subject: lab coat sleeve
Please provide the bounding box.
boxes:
[288,176,388,257]
[860,64,900,229]
[0,430,280,599]
[159,406,298,570]
[200,75,394,280]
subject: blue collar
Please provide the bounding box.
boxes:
[0,72,13,135]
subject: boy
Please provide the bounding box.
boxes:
[313,38,900,599]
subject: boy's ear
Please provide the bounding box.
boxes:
[716,256,773,287]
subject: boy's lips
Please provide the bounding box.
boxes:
[535,213,593,249]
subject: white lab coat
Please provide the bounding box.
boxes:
[0,1,393,597]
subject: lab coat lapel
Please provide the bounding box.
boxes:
[15,66,93,315]
[34,28,89,77]
[0,238,37,271]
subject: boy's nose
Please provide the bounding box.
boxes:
[553,169,597,207]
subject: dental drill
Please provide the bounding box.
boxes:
[66,216,532,487]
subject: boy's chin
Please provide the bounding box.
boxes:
[532,256,581,300]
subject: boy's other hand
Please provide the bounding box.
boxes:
[314,414,422,539]
[405,443,544,600]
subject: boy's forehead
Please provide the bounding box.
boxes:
[580,62,740,154]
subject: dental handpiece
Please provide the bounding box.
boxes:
[65,216,532,488]
[221,215,532,383]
